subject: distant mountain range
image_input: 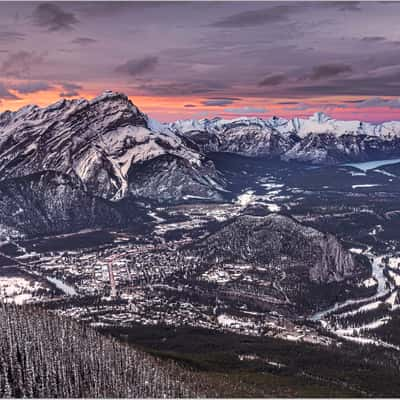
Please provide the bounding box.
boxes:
[1,90,400,237]
[161,111,400,164]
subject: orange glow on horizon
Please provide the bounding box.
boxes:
[1,87,399,124]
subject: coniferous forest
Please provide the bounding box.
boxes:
[0,304,202,398]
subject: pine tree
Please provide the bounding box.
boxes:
[0,303,203,398]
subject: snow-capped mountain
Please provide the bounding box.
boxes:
[164,112,400,164]
[1,91,399,237]
[0,91,226,237]
[0,91,224,203]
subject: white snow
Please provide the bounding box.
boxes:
[0,276,43,304]
[335,317,390,336]
[362,277,377,288]
[236,191,255,207]
[217,314,253,329]
[148,211,165,223]
[388,270,400,286]
[168,114,400,142]
[266,203,281,212]
[344,158,400,172]
[374,169,396,177]
[349,247,363,254]
[352,184,381,189]
[387,257,400,270]
[46,277,77,296]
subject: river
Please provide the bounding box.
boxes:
[311,254,389,321]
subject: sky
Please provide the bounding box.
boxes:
[0,1,400,122]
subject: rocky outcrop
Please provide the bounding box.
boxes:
[199,213,360,284]
[0,171,140,238]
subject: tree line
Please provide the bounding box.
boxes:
[0,303,205,398]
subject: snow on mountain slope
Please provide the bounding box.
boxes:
[0,91,223,202]
[163,112,400,163]
[165,116,298,157]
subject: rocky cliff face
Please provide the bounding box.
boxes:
[0,91,224,203]
[0,91,226,237]
[282,132,400,164]
[200,213,360,284]
[167,117,298,158]
[165,113,400,164]
[0,171,137,238]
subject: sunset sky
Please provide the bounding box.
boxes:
[0,1,400,122]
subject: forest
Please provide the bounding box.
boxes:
[0,304,204,398]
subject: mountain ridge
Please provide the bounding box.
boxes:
[2,92,400,168]
[0,90,224,203]
[1,91,400,237]
[161,112,400,164]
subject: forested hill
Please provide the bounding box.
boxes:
[0,304,202,398]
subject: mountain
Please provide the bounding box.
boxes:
[0,91,226,237]
[165,116,299,157]
[0,91,223,203]
[1,91,400,237]
[0,171,140,238]
[195,212,368,313]
[165,112,400,164]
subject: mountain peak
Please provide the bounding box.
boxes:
[309,112,331,123]
[91,90,129,103]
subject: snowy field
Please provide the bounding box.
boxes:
[0,276,44,304]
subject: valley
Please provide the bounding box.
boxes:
[1,93,400,396]
[1,156,400,356]
[1,0,400,396]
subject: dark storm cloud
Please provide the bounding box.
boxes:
[361,36,386,42]
[11,81,53,94]
[210,5,292,28]
[337,2,361,11]
[308,64,353,80]
[59,82,82,98]
[277,101,299,105]
[343,99,366,104]
[0,51,45,78]
[32,3,79,32]
[115,56,158,76]
[0,31,25,42]
[137,80,229,96]
[76,2,161,18]
[0,82,19,100]
[209,2,361,29]
[60,91,79,98]
[0,0,399,116]
[71,37,97,46]
[292,76,400,97]
[259,74,287,86]
[354,97,400,108]
[201,97,241,107]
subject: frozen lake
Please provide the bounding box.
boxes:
[343,158,400,172]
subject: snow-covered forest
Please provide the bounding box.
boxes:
[0,304,202,398]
